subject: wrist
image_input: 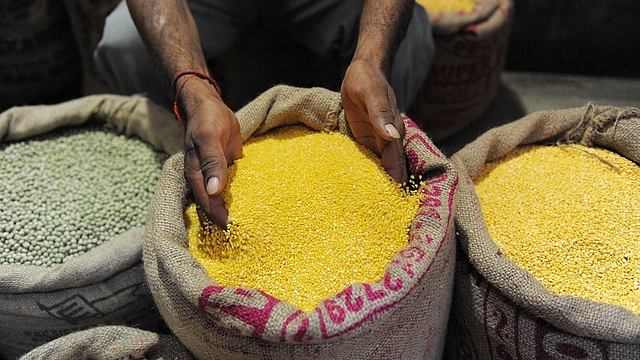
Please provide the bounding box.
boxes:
[172,70,221,96]
[352,45,391,75]
[172,70,222,124]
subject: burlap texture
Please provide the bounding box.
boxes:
[446,104,640,359]
[0,94,183,155]
[20,325,195,360]
[409,0,512,141]
[0,95,182,359]
[144,85,458,359]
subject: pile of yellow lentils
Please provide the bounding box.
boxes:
[185,125,423,312]
[475,144,640,315]
[416,0,476,14]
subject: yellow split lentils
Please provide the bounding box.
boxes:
[474,144,640,315]
[185,125,424,312]
[417,0,476,14]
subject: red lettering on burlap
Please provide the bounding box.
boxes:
[411,232,436,246]
[399,246,426,263]
[336,286,364,313]
[392,258,416,279]
[417,208,442,220]
[405,133,443,159]
[406,148,426,174]
[383,273,403,292]
[324,299,346,325]
[481,283,521,360]
[423,185,442,197]
[363,283,387,302]
[402,261,415,278]
[422,197,442,208]
[534,319,610,360]
[293,317,310,342]
[281,310,303,342]
[199,286,281,338]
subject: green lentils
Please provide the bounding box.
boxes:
[475,144,640,315]
[0,125,167,266]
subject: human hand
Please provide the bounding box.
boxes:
[178,78,243,228]
[340,59,408,184]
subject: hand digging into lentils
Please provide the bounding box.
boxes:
[94,0,437,227]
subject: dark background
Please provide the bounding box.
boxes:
[1,0,639,112]
[505,0,640,78]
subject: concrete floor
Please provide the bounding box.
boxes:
[435,71,640,157]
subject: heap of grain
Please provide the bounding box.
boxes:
[416,0,476,15]
[185,125,423,312]
[144,85,457,360]
[0,94,181,360]
[446,104,640,360]
[474,144,640,315]
[0,126,167,266]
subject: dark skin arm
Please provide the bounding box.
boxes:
[127,0,412,227]
[340,0,413,185]
[127,0,242,228]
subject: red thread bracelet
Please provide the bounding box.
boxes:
[172,70,222,125]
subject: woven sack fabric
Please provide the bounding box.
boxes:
[447,104,640,359]
[409,0,513,141]
[20,325,195,360]
[144,85,458,359]
[0,94,181,359]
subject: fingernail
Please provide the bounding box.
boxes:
[385,124,400,139]
[206,177,220,195]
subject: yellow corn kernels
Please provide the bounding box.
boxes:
[474,144,640,315]
[416,0,476,14]
[185,125,423,313]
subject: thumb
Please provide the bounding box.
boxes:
[197,144,228,196]
[184,141,229,228]
[364,91,403,142]
[365,96,407,184]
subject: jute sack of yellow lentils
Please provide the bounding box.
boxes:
[144,84,458,359]
[0,95,183,359]
[446,104,640,359]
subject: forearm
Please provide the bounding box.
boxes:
[126,0,209,84]
[353,0,414,75]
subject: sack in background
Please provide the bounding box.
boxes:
[446,104,640,359]
[409,0,513,141]
[144,85,458,359]
[0,94,182,359]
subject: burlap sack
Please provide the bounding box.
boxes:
[409,0,513,141]
[20,325,195,360]
[144,85,458,359]
[446,104,640,359]
[0,94,183,154]
[0,94,183,359]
